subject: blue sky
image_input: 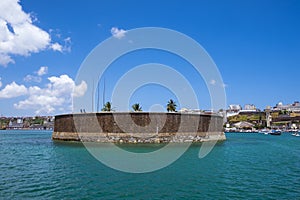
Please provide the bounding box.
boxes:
[0,0,300,116]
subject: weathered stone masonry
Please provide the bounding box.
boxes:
[52,112,226,142]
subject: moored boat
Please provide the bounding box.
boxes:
[259,129,271,135]
[269,130,281,136]
[292,131,300,137]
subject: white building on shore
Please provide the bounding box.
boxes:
[273,101,300,112]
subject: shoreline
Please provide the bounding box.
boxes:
[52,131,226,143]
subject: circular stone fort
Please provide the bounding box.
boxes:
[52,112,226,143]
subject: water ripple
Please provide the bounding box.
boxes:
[0,131,300,199]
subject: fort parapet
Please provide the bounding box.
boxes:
[52,112,226,143]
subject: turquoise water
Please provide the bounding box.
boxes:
[0,131,300,199]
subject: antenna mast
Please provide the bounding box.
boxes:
[92,79,94,112]
[102,78,106,107]
[97,79,100,112]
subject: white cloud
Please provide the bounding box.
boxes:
[210,79,216,85]
[0,81,27,98]
[50,42,63,52]
[36,66,48,76]
[47,75,77,96]
[24,75,42,83]
[63,37,72,52]
[14,91,64,114]
[209,79,228,88]
[221,83,228,88]
[0,53,14,66]
[50,37,71,53]
[0,77,2,88]
[49,28,61,38]
[0,0,67,66]
[24,66,48,83]
[14,74,87,114]
[111,27,126,39]
[73,81,88,97]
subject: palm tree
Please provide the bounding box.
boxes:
[167,99,177,112]
[101,102,113,111]
[132,103,142,111]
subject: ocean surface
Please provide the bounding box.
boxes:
[0,131,300,199]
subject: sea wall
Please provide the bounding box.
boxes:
[52,112,226,143]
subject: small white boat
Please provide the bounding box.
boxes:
[259,129,271,135]
[293,131,300,137]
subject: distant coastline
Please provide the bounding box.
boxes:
[0,116,54,130]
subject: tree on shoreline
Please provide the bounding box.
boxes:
[101,102,113,111]
[132,103,142,112]
[167,99,177,112]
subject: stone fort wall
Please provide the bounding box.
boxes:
[52,112,225,142]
